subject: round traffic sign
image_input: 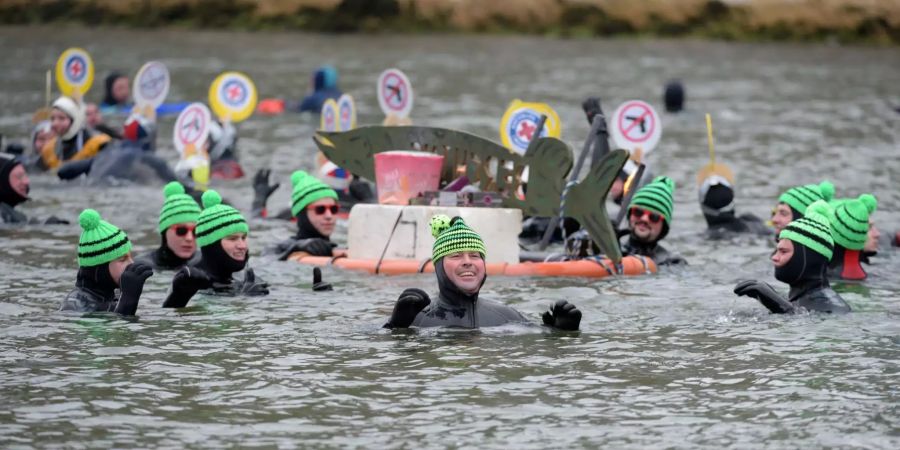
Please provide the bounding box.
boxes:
[499,100,562,155]
[337,94,357,131]
[173,102,212,155]
[610,100,662,154]
[320,98,339,132]
[133,61,170,108]
[208,71,258,123]
[55,47,94,97]
[377,68,413,118]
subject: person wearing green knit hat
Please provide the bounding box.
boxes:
[135,182,202,271]
[771,180,834,235]
[735,201,850,314]
[60,209,153,316]
[621,175,686,266]
[163,190,269,308]
[264,170,341,260]
[384,215,582,330]
[826,194,878,281]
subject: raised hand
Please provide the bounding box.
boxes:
[542,299,582,331]
[251,168,280,216]
[115,262,154,316]
[163,266,212,308]
[384,288,431,329]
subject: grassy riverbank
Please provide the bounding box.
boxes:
[2,0,897,44]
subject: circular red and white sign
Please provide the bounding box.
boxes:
[133,61,170,108]
[172,102,211,155]
[610,100,662,154]
[377,68,413,118]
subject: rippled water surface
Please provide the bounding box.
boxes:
[1,27,899,448]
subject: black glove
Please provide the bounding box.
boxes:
[542,300,582,331]
[43,215,70,225]
[734,279,794,314]
[582,96,602,125]
[384,288,431,329]
[163,266,212,308]
[115,262,153,316]
[251,168,280,216]
[238,268,270,296]
[277,238,335,260]
[349,177,374,202]
[312,267,333,291]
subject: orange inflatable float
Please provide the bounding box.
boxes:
[287,252,656,278]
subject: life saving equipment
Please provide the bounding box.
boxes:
[287,253,657,278]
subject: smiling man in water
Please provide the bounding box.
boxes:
[384,215,582,330]
[621,176,686,266]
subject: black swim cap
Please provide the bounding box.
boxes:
[664,80,685,113]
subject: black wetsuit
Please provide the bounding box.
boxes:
[735,243,850,314]
[60,264,147,316]
[267,211,335,260]
[620,233,686,266]
[163,243,269,308]
[134,237,200,272]
[703,210,770,238]
[386,262,528,328]
[0,154,67,225]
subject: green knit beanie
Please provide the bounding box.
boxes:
[779,200,834,260]
[778,180,834,215]
[430,215,486,261]
[77,209,132,267]
[195,190,249,248]
[158,181,201,233]
[290,170,339,218]
[629,176,675,223]
[830,194,877,250]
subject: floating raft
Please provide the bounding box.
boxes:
[287,253,657,278]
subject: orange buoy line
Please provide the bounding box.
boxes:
[287,252,657,278]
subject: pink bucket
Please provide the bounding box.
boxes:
[374,151,444,205]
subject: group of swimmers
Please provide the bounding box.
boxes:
[1,67,895,328]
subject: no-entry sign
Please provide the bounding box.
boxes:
[610,100,662,154]
[377,68,413,118]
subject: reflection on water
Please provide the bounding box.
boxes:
[1,27,898,447]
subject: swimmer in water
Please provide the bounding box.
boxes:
[620,176,686,265]
[38,96,112,173]
[262,170,340,259]
[135,182,201,271]
[163,190,269,307]
[735,201,850,314]
[384,215,582,330]
[60,209,153,316]
[697,171,769,238]
[825,194,877,281]
[770,181,834,236]
[0,152,68,224]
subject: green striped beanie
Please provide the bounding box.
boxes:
[290,170,338,217]
[158,182,201,233]
[778,181,834,215]
[629,176,675,223]
[779,200,834,260]
[830,194,877,250]
[430,215,486,261]
[77,209,132,267]
[195,190,248,248]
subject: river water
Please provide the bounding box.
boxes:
[1,27,898,448]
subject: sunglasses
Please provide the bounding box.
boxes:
[173,224,196,237]
[312,204,340,215]
[629,207,662,224]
